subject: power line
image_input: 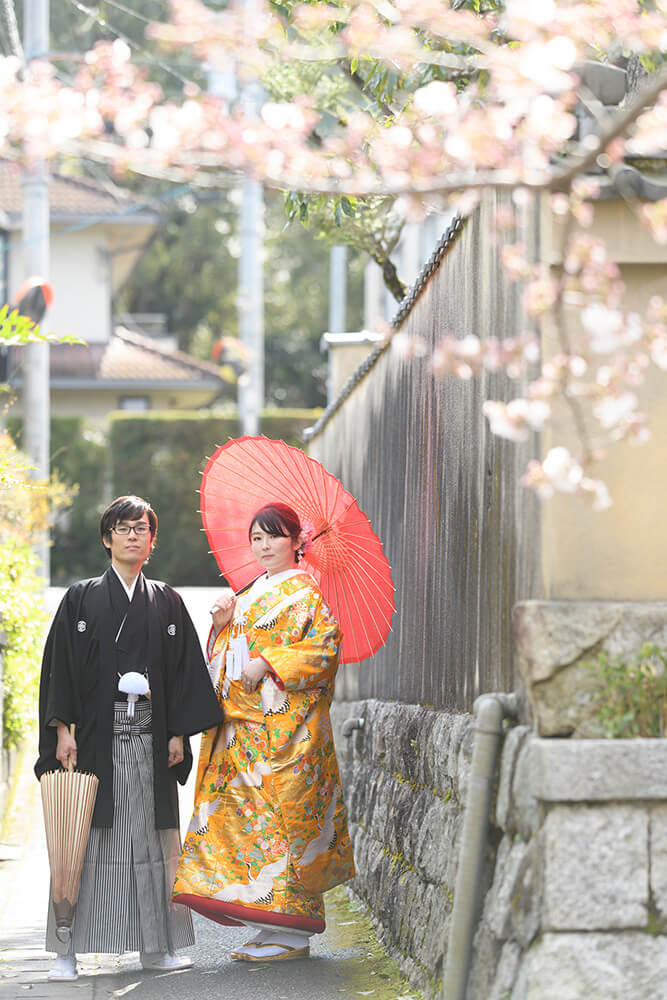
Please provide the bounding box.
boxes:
[3,177,199,255]
[66,0,199,88]
[95,0,155,26]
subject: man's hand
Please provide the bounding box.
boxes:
[168,735,184,768]
[55,722,77,769]
[242,657,269,694]
[210,588,236,633]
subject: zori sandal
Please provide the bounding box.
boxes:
[231,941,310,962]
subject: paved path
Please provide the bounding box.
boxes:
[0,588,419,1000]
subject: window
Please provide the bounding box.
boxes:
[119,395,150,411]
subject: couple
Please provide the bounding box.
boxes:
[35,493,354,981]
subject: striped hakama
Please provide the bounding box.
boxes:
[47,701,194,955]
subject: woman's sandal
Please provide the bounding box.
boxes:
[231,940,310,962]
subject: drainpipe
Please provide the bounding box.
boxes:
[442,692,518,1000]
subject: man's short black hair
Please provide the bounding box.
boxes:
[100,495,157,558]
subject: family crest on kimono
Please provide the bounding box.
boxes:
[173,501,355,962]
[35,495,223,982]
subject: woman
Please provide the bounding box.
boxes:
[173,502,355,962]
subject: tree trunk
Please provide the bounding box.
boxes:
[372,253,407,303]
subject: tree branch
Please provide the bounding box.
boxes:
[371,251,407,302]
[262,64,667,198]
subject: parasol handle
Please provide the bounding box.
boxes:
[67,724,76,773]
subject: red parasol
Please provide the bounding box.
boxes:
[200,436,395,664]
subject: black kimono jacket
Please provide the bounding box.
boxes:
[35,567,223,829]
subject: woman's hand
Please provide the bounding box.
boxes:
[55,722,77,769]
[168,735,184,768]
[242,657,269,694]
[210,588,236,633]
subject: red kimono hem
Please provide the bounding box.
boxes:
[173,894,326,934]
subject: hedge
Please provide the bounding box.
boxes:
[108,409,320,585]
[9,409,321,586]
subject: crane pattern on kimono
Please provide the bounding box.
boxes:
[188,798,223,836]
[223,721,237,748]
[229,760,273,788]
[298,788,340,867]
[289,721,312,745]
[261,676,291,716]
[213,854,289,905]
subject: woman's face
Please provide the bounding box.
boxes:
[250,522,299,576]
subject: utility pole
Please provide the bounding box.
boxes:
[207,9,264,438]
[238,175,264,436]
[328,245,347,334]
[237,0,264,436]
[23,0,51,579]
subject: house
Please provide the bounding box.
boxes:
[0,162,228,418]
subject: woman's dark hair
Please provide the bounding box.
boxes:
[249,503,301,545]
[100,495,157,557]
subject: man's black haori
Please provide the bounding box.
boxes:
[35,567,223,828]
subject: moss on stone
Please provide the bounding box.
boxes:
[324,885,423,999]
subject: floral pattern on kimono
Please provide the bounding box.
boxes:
[173,572,355,928]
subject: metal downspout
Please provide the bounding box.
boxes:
[442,692,518,1000]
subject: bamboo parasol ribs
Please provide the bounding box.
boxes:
[40,725,98,941]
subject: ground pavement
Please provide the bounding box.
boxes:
[0,588,420,1000]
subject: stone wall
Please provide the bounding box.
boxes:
[332,698,477,997]
[472,735,667,1000]
[334,697,667,1000]
[332,602,667,999]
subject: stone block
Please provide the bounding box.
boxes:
[488,941,521,1000]
[413,794,460,887]
[511,738,542,841]
[495,725,531,831]
[514,600,667,736]
[542,804,648,930]
[513,933,667,1000]
[649,804,667,921]
[528,738,667,802]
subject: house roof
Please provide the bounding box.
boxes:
[10,327,229,394]
[0,160,158,225]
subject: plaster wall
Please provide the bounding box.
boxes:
[538,197,667,599]
[9,228,111,344]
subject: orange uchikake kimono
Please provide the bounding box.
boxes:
[173,569,355,933]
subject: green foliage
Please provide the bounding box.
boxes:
[0,537,45,749]
[118,190,365,407]
[0,304,81,347]
[9,411,321,587]
[109,409,321,586]
[50,420,109,585]
[8,418,108,586]
[586,644,667,738]
[0,433,50,749]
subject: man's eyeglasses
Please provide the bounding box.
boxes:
[112,523,151,536]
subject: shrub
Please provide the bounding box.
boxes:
[586,644,667,738]
[0,432,64,748]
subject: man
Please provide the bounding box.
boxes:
[35,495,223,981]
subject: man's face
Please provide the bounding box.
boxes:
[103,514,153,567]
